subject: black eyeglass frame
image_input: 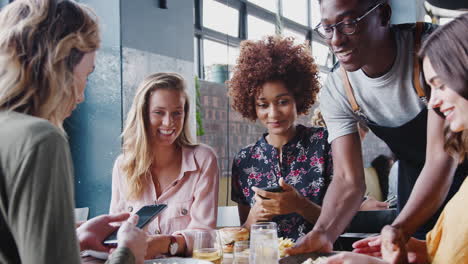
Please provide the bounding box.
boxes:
[314,3,383,39]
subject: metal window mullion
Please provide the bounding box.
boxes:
[197,36,204,79]
[194,0,202,30]
[246,2,277,22]
[239,1,247,40]
[196,27,242,47]
[213,0,242,10]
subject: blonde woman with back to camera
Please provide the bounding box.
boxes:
[0,0,147,264]
[110,73,220,259]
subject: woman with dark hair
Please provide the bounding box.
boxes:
[322,13,468,264]
[0,0,147,263]
[228,36,333,241]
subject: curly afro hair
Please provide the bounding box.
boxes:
[228,36,320,121]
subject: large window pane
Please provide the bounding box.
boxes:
[203,0,239,37]
[247,15,276,40]
[203,39,239,81]
[310,0,321,27]
[312,41,331,67]
[283,28,307,45]
[248,0,276,13]
[283,0,308,25]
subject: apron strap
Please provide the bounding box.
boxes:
[341,22,427,114]
[340,66,360,113]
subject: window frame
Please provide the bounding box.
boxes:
[194,0,334,80]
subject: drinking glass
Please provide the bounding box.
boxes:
[233,240,250,264]
[249,222,279,264]
[193,230,223,264]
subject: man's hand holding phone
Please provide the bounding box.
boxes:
[117,214,148,264]
[77,212,131,252]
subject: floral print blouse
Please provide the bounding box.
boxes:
[231,125,333,241]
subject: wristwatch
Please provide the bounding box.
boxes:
[169,235,178,256]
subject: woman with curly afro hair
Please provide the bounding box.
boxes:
[228,36,334,241]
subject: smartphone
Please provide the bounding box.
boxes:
[259,186,283,199]
[262,186,283,193]
[103,204,167,245]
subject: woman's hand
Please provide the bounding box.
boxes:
[145,235,169,259]
[360,196,389,211]
[353,233,428,264]
[145,234,185,259]
[380,225,408,264]
[352,235,383,257]
[325,252,388,264]
[117,215,148,264]
[252,178,303,216]
[250,196,275,222]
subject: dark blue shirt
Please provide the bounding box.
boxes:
[231,125,333,241]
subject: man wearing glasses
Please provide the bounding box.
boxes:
[287,0,467,255]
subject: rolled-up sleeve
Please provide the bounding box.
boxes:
[319,73,359,143]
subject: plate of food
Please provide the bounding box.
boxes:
[144,257,212,264]
[279,252,336,264]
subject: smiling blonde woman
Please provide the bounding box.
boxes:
[110,73,220,259]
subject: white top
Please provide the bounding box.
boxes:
[319,25,429,143]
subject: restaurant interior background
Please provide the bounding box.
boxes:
[0,0,463,218]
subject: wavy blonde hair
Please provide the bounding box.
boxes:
[121,72,196,200]
[0,0,100,131]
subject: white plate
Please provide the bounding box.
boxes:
[279,252,336,264]
[144,257,212,264]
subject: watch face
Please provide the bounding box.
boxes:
[170,242,178,255]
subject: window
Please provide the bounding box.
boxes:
[283,28,307,45]
[310,0,321,27]
[247,15,276,40]
[203,39,239,80]
[203,0,239,37]
[312,41,332,67]
[248,0,276,13]
[283,0,308,25]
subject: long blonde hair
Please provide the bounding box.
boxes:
[0,0,100,130]
[121,72,196,200]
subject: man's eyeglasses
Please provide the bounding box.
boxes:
[314,3,383,39]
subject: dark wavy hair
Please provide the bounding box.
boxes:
[420,13,468,162]
[228,36,320,121]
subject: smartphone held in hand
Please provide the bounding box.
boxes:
[103,204,167,245]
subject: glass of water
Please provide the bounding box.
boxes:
[249,222,279,264]
[233,240,250,264]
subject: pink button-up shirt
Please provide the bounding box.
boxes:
[109,144,219,254]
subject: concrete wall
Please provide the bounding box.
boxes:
[121,0,196,137]
[67,0,122,217]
